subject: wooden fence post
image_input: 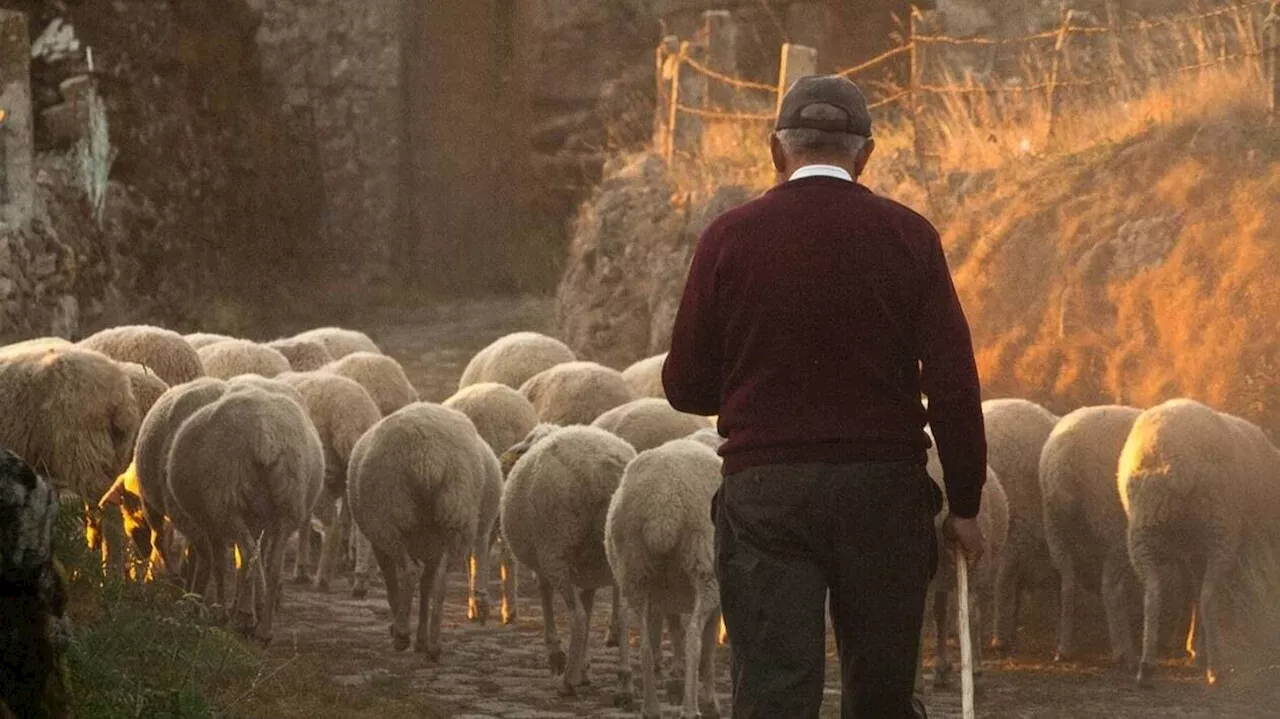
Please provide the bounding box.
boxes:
[655,35,681,160]
[1046,8,1076,138]
[672,40,708,159]
[1267,0,1279,119]
[909,8,926,173]
[702,10,740,111]
[776,42,818,114]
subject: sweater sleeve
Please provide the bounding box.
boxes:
[916,226,987,519]
[662,224,725,417]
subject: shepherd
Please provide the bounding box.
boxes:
[663,74,987,718]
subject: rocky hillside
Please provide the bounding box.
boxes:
[555,93,1280,429]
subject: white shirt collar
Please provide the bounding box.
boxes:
[788,164,853,183]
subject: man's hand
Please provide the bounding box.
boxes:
[942,515,985,565]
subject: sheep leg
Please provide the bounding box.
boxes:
[538,575,565,675]
[314,499,346,593]
[1135,567,1165,687]
[253,526,290,646]
[1198,553,1230,687]
[667,612,687,681]
[698,609,722,719]
[640,595,663,719]
[556,582,589,696]
[613,592,635,709]
[681,581,717,719]
[605,583,622,647]
[231,525,262,637]
[499,539,518,624]
[416,548,448,660]
[209,539,231,624]
[579,587,598,686]
[932,588,953,688]
[375,547,412,651]
[468,529,493,624]
[1101,551,1138,670]
[1054,559,1079,662]
[992,542,1021,654]
[351,527,375,599]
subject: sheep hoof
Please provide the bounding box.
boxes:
[253,628,273,647]
[699,701,721,718]
[665,678,685,703]
[1053,648,1074,663]
[612,691,634,709]
[556,681,577,698]
[470,598,491,625]
[933,662,953,689]
[234,611,256,637]
[313,577,329,593]
[415,644,442,662]
[1136,662,1157,688]
[392,632,411,652]
[351,582,367,599]
[548,649,567,676]
[1205,668,1224,687]
[292,572,310,585]
[501,608,517,625]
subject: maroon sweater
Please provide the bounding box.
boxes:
[662,175,987,518]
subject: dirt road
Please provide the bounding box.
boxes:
[242,295,1273,719]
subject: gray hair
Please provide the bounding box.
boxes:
[775,103,868,159]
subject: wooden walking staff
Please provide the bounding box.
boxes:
[956,556,976,719]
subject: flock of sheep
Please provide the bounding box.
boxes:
[1,323,1277,718]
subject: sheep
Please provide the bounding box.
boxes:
[606,438,723,718]
[920,434,1009,689]
[78,325,205,386]
[100,363,169,571]
[346,403,499,659]
[166,387,324,642]
[322,352,418,417]
[593,398,713,454]
[983,397,1060,654]
[184,333,235,350]
[0,449,70,719]
[1118,399,1280,687]
[197,340,292,380]
[621,352,668,399]
[500,424,636,695]
[277,372,381,591]
[519,361,637,427]
[292,327,381,358]
[442,382,539,623]
[267,338,333,372]
[0,347,140,570]
[459,331,576,391]
[687,427,725,451]
[1039,405,1144,669]
[127,378,228,579]
[0,337,71,356]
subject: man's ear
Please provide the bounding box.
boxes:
[770,133,787,175]
[855,137,876,177]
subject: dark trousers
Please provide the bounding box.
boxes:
[714,460,940,719]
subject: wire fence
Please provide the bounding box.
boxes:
[655,0,1279,163]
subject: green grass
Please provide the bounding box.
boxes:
[53,499,264,718]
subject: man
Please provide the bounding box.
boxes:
[662,75,987,718]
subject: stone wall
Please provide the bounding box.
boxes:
[246,0,403,278]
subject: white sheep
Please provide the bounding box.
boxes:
[983,397,1060,653]
[184,333,235,350]
[277,372,381,591]
[592,398,712,453]
[606,438,723,718]
[322,351,418,416]
[621,352,668,399]
[1040,405,1143,669]
[166,387,324,642]
[101,363,169,570]
[500,424,636,695]
[129,378,229,579]
[920,435,1009,689]
[520,361,636,427]
[291,327,381,358]
[0,336,71,356]
[197,340,292,380]
[1118,398,1280,687]
[347,403,498,659]
[442,382,539,623]
[0,347,140,569]
[79,324,205,386]
[686,427,725,451]
[459,331,575,391]
[267,338,333,372]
